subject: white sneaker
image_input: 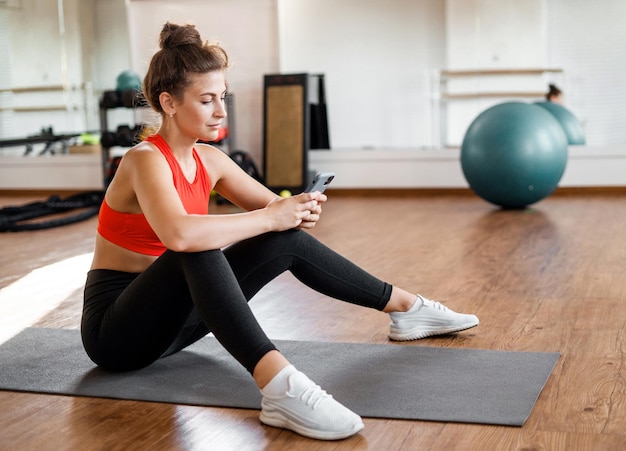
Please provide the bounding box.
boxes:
[260,371,364,440]
[388,294,479,341]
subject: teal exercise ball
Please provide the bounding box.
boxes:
[116,70,142,92]
[535,101,586,145]
[461,102,568,209]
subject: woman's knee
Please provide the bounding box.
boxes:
[247,230,318,255]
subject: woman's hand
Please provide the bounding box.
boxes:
[265,192,327,231]
[296,191,327,229]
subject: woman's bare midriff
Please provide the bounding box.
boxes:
[90,233,158,273]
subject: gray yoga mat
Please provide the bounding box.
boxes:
[0,328,559,426]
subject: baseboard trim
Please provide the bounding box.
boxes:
[325,186,626,197]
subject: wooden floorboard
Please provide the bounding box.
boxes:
[1,189,625,450]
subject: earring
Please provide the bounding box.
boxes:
[169,112,174,118]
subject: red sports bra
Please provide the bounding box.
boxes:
[97,134,212,256]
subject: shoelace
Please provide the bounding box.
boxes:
[419,295,449,311]
[288,383,332,409]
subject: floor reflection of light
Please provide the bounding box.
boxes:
[0,252,93,345]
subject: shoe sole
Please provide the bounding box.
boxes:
[388,320,479,341]
[260,410,364,440]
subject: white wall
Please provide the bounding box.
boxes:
[443,0,549,146]
[0,0,95,139]
[278,0,445,149]
[8,1,65,88]
[94,0,131,92]
[92,0,135,137]
[546,0,626,146]
[279,0,626,149]
[442,0,626,147]
[446,0,547,69]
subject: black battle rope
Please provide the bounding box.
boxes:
[0,191,104,232]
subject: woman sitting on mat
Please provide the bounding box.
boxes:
[81,22,479,441]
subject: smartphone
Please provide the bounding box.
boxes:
[304,172,335,193]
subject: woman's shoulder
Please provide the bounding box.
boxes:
[122,141,162,162]
[194,141,225,154]
[128,139,160,154]
[116,142,170,178]
[194,142,232,164]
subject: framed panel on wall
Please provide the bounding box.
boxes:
[263,73,309,193]
[263,73,330,193]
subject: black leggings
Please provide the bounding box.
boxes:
[82,230,392,374]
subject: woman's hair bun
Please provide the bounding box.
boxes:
[160,22,202,49]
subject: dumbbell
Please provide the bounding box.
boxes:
[100,130,118,148]
[117,125,134,147]
[101,90,122,108]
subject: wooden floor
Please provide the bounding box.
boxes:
[1,189,625,450]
